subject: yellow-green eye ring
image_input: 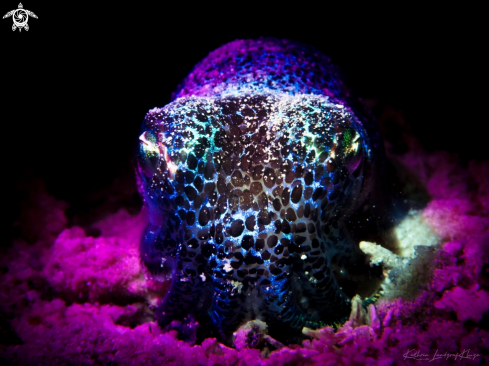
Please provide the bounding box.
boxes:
[138,131,160,178]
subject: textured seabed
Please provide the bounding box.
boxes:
[2,115,489,365]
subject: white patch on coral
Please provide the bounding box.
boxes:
[360,210,440,268]
[359,241,407,270]
[393,209,439,257]
[359,210,441,300]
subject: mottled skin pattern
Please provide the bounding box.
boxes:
[136,38,383,344]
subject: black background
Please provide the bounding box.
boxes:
[3,3,486,229]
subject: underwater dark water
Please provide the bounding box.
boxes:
[4,4,487,210]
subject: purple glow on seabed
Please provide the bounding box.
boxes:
[1,39,489,365]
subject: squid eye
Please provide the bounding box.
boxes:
[348,142,363,177]
[138,131,160,178]
[341,128,363,175]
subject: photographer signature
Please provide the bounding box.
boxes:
[403,348,481,362]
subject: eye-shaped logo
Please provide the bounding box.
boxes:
[3,3,37,32]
